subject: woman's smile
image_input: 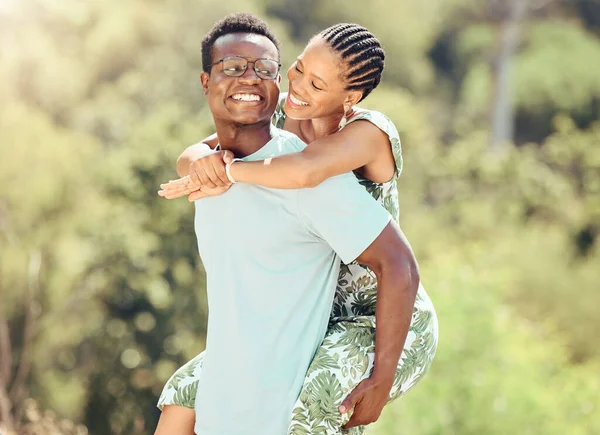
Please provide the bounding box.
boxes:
[287,91,310,108]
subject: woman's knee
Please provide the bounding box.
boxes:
[154,405,195,435]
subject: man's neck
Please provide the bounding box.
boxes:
[215,120,273,158]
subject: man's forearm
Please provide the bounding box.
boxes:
[371,261,419,384]
[352,222,420,385]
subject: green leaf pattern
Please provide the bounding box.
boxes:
[158,97,439,434]
[157,351,204,409]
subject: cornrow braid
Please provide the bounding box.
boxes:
[319,23,385,102]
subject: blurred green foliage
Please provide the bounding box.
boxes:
[0,0,598,434]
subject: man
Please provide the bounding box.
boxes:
[156,13,419,435]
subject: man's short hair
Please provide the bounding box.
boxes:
[201,12,281,73]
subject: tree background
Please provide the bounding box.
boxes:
[1,0,599,434]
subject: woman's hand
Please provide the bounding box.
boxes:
[187,184,230,201]
[158,176,231,201]
[339,375,394,429]
[158,176,199,199]
[188,150,234,189]
[158,149,235,199]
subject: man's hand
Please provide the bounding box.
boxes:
[339,375,394,430]
[188,150,234,189]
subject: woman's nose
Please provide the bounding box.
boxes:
[289,72,306,92]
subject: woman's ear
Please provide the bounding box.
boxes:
[343,90,363,108]
[200,72,210,96]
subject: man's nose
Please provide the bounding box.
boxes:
[238,64,261,84]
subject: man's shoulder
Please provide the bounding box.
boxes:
[273,127,303,143]
[300,172,367,204]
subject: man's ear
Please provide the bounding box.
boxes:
[200,72,210,96]
[277,73,282,85]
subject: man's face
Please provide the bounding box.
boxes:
[201,33,280,126]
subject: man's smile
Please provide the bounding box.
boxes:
[230,92,263,103]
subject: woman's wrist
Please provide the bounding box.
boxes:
[226,158,244,183]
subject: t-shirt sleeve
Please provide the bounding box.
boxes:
[297,173,391,264]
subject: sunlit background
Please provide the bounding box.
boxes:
[1,0,599,434]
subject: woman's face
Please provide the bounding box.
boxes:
[284,36,354,120]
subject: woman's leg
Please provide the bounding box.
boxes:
[155,352,205,434]
[157,352,204,410]
[287,319,374,435]
[153,288,438,435]
[287,288,438,435]
[154,405,196,435]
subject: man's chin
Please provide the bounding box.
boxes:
[230,112,271,126]
[233,119,270,128]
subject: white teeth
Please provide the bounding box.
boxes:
[232,93,261,101]
[290,93,309,106]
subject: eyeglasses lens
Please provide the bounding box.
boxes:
[221,57,278,79]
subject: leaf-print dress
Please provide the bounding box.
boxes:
[158,93,439,435]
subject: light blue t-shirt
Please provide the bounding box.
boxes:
[193,128,391,435]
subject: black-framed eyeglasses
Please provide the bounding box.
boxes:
[211,56,281,80]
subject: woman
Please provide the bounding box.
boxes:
[157,23,438,435]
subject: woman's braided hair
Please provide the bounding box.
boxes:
[319,23,385,102]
